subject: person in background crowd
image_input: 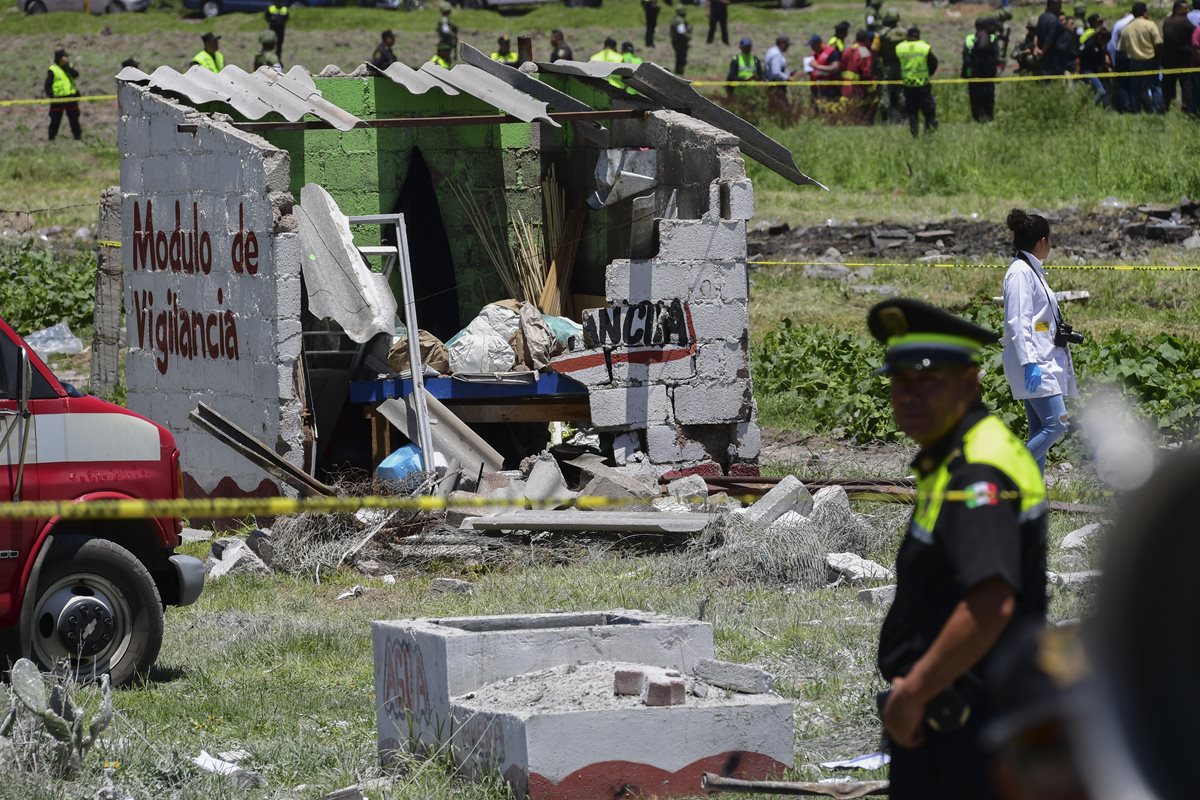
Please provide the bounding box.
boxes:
[45,48,82,141]
[491,34,518,64]
[193,32,224,74]
[1108,6,1136,110]
[896,26,938,137]
[436,2,458,51]
[670,8,692,75]
[641,0,665,49]
[121,57,139,69]
[621,41,642,67]
[1162,1,1195,113]
[1193,9,1200,113]
[1002,209,1077,473]
[811,33,842,101]
[830,19,851,59]
[264,1,288,61]
[1078,13,1111,107]
[549,29,573,63]
[591,36,625,91]
[431,41,453,69]
[707,0,730,47]
[874,8,906,123]
[254,31,282,71]
[869,296,1048,800]
[1013,18,1040,75]
[1034,0,1071,75]
[966,17,1003,122]
[725,36,763,98]
[1119,1,1163,113]
[764,34,794,112]
[371,30,397,70]
[841,29,876,122]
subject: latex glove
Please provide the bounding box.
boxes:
[1024,363,1042,394]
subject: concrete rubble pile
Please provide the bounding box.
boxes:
[373,610,792,799]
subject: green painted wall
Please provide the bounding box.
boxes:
[263,76,548,326]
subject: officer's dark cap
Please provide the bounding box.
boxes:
[1087,12,1103,23]
[906,26,921,37]
[868,298,999,374]
[201,32,220,43]
[605,36,618,49]
[835,20,851,32]
[54,48,68,60]
[381,29,395,39]
[621,41,635,52]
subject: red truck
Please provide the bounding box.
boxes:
[0,316,203,686]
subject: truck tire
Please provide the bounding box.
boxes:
[24,537,164,687]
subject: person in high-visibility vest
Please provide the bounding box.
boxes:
[964,17,1003,122]
[725,36,764,98]
[44,48,82,142]
[193,32,225,74]
[895,26,938,137]
[264,1,289,61]
[619,42,642,95]
[491,34,518,65]
[868,297,1048,800]
[430,42,453,70]
[590,37,626,90]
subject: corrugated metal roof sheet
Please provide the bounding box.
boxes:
[536,60,821,188]
[459,44,591,113]
[372,62,460,95]
[116,64,361,132]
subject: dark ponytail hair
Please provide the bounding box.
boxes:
[1006,209,1050,254]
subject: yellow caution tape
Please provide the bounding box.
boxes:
[0,94,117,108]
[748,260,1200,273]
[692,66,1200,88]
[97,240,122,248]
[0,488,1110,521]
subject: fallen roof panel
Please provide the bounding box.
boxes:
[420,62,557,125]
[458,43,591,113]
[371,61,460,95]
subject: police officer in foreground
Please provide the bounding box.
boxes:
[868,298,1048,800]
[45,48,82,141]
[725,36,763,97]
[895,26,938,137]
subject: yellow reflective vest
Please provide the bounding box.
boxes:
[895,39,931,86]
[490,51,518,64]
[48,63,77,98]
[911,415,1047,544]
[193,50,225,74]
[591,48,626,90]
[431,55,451,69]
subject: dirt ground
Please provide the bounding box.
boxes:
[748,203,1200,267]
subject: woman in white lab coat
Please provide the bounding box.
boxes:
[1001,209,1077,472]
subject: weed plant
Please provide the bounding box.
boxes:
[0,243,96,334]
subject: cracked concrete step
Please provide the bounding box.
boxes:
[466,510,716,534]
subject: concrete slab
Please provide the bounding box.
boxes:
[374,610,714,759]
[465,511,715,534]
[449,661,793,799]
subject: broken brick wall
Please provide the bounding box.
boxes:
[550,110,760,475]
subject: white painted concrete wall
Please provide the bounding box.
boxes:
[118,85,304,496]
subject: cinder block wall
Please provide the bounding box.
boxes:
[552,111,760,475]
[118,84,304,497]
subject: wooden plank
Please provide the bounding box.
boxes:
[445,399,591,424]
[468,511,714,534]
[365,404,393,470]
[89,187,122,397]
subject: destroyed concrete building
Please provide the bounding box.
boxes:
[114,51,815,499]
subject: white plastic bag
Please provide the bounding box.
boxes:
[448,304,521,373]
[25,321,83,358]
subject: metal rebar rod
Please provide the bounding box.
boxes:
[700,772,889,798]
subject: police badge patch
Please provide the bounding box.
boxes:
[964,481,999,509]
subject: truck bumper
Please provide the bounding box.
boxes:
[169,554,205,606]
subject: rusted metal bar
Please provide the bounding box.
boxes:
[701,772,889,797]
[176,108,645,133]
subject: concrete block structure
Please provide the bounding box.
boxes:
[117,59,813,490]
[448,661,793,799]
[372,610,713,757]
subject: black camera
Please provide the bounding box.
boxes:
[1055,322,1085,347]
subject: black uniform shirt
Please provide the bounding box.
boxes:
[878,404,1048,681]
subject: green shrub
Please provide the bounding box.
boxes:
[753,308,1200,445]
[0,243,94,337]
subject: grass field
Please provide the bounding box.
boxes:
[0,1,1188,796]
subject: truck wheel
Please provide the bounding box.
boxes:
[25,537,163,687]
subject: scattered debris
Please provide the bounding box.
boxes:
[523,454,575,506]
[742,475,813,526]
[180,527,213,545]
[467,510,715,534]
[693,659,773,694]
[334,585,366,601]
[819,752,890,771]
[1061,523,1103,551]
[190,750,266,789]
[857,585,897,606]
[207,537,272,580]
[429,578,474,595]
[826,553,893,586]
[245,529,274,567]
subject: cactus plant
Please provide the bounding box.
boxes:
[7,658,112,776]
